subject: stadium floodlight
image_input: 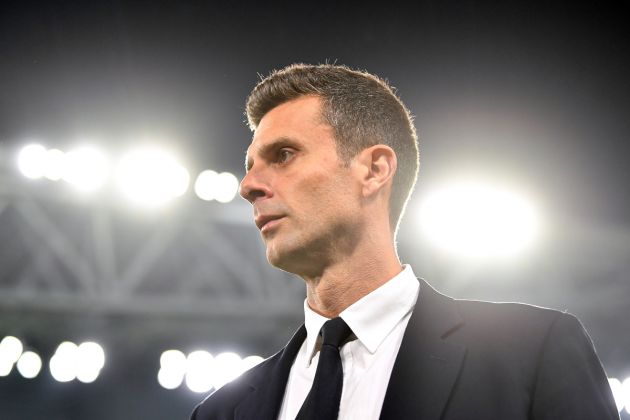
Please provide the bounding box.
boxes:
[78,342,105,370]
[212,352,243,390]
[0,358,12,376]
[609,378,624,412]
[160,351,263,393]
[17,144,47,179]
[194,170,218,201]
[158,349,187,390]
[240,355,264,374]
[0,336,24,364]
[158,367,185,390]
[214,172,239,203]
[116,148,190,207]
[623,377,630,414]
[161,349,187,371]
[418,179,539,260]
[0,336,24,376]
[50,340,105,383]
[185,350,214,393]
[194,171,239,203]
[76,367,100,383]
[62,146,109,191]
[43,149,66,181]
[76,341,105,383]
[50,341,79,382]
[16,351,42,379]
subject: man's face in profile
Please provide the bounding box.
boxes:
[239,96,362,274]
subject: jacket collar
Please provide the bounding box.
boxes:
[234,324,306,420]
[379,278,466,420]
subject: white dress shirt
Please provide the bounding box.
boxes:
[277,265,420,420]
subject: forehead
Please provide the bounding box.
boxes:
[245,96,333,158]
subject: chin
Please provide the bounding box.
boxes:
[265,243,287,268]
[265,242,303,273]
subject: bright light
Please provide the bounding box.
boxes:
[212,352,243,390]
[158,349,187,390]
[194,170,218,201]
[623,377,630,414]
[419,180,539,260]
[78,342,105,370]
[50,341,78,382]
[62,147,109,191]
[158,367,184,390]
[49,341,105,383]
[43,149,66,181]
[185,350,214,393]
[116,148,190,206]
[160,350,262,392]
[16,351,42,379]
[194,171,239,203]
[76,341,105,383]
[0,336,24,363]
[0,336,22,376]
[0,359,12,376]
[215,172,239,203]
[17,144,47,179]
[240,355,264,374]
[161,349,187,373]
[76,368,100,383]
[609,378,624,412]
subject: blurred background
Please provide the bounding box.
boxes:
[1,1,629,418]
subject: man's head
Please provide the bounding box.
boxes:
[245,63,419,234]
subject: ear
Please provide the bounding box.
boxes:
[355,145,397,198]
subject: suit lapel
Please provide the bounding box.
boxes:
[235,325,307,420]
[380,279,466,420]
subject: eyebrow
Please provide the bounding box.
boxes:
[245,136,300,172]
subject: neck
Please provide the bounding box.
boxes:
[302,241,402,318]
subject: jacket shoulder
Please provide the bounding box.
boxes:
[451,297,579,349]
[447,297,617,418]
[456,298,569,330]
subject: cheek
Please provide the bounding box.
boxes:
[282,165,359,215]
[308,174,358,216]
[301,174,339,203]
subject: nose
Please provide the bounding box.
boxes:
[239,168,272,204]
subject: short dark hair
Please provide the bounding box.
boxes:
[246,63,419,234]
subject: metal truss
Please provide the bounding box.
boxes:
[0,171,305,319]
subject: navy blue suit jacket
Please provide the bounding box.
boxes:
[191,279,618,420]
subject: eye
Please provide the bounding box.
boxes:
[278,148,295,164]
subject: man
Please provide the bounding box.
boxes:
[191,64,618,419]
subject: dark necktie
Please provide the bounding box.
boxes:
[296,317,353,420]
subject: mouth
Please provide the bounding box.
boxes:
[255,215,285,232]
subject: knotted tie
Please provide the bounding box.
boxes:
[296,317,353,420]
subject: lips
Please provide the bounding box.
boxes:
[255,214,285,231]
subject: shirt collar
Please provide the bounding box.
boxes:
[303,264,420,365]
